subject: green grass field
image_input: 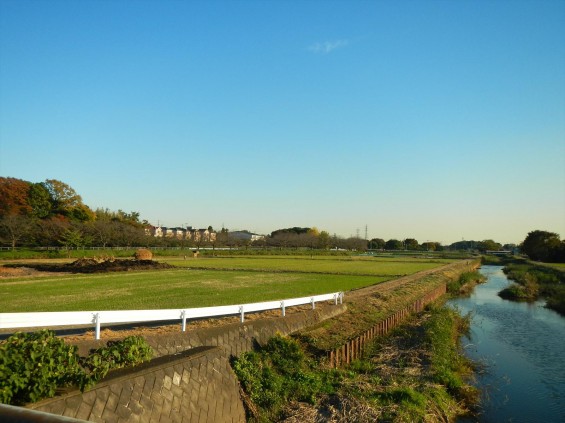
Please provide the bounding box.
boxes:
[0,256,454,312]
[165,256,452,276]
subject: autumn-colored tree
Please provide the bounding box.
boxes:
[0,215,33,249]
[43,179,95,221]
[43,179,83,215]
[33,216,70,246]
[0,177,32,217]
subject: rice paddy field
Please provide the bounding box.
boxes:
[0,256,455,313]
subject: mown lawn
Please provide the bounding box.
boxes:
[0,257,452,312]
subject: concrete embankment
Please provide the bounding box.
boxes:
[2,259,479,423]
[20,304,346,423]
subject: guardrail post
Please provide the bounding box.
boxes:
[181,310,187,332]
[339,292,343,304]
[281,301,285,317]
[334,293,338,305]
[311,297,315,310]
[93,313,100,340]
[239,306,244,323]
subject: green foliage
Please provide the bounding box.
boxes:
[0,330,82,405]
[447,271,486,295]
[422,305,471,395]
[477,239,502,252]
[232,335,331,420]
[385,239,403,250]
[233,304,478,422]
[521,230,564,263]
[502,261,565,314]
[0,331,153,405]
[498,283,533,300]
[79,336,153,390]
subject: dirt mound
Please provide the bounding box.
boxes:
[5,259,174,274]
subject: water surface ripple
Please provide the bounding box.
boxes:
[449,265,565,423]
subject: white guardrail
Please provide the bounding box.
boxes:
[0,292,344,340]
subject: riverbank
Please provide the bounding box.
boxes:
[233,261,481,422]
[234,304,478,422]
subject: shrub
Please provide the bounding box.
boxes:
[80,336,153,390]
[0,331,153,405]
[0,330,82,405]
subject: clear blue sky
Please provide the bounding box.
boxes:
[1,0,564,245]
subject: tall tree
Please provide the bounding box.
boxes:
[521,230,562,262]
[477,239,502,252]
[368,238,385,250]
[385,239,403,250]
[28,182,53,218]
[0,215,32,249]
[43,179,83,215]
[318,231,331,249]
[0,177,32,217]
[404,238,419,250]
[421,241,442,251]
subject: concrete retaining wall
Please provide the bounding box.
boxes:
[23,304,347,423]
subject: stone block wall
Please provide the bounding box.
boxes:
[23,304,347,423]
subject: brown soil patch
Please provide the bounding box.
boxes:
[3,258,174,274]
[0,266,65,279]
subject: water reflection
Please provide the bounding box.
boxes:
[449,265,565,423]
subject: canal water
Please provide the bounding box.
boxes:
[448,265,565,423]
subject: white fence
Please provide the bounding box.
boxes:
[0,292,344,340]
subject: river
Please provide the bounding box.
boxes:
[448,265,565,423]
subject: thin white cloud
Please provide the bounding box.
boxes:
[308,39,349,54]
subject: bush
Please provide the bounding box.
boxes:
[0,331,153,405]
[0,331,82,405]
[80,336,153,390]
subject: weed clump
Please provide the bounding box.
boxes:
[232,334,334,421]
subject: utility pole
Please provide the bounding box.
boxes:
[365,225,368,241]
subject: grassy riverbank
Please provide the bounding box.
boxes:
[234,304,478,422]
[500,260,565,315]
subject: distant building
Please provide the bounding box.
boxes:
[145,225,216,242]
[229,231,264,242]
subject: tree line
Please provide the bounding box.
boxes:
[2,177,562,261]
[0,177,148,250]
